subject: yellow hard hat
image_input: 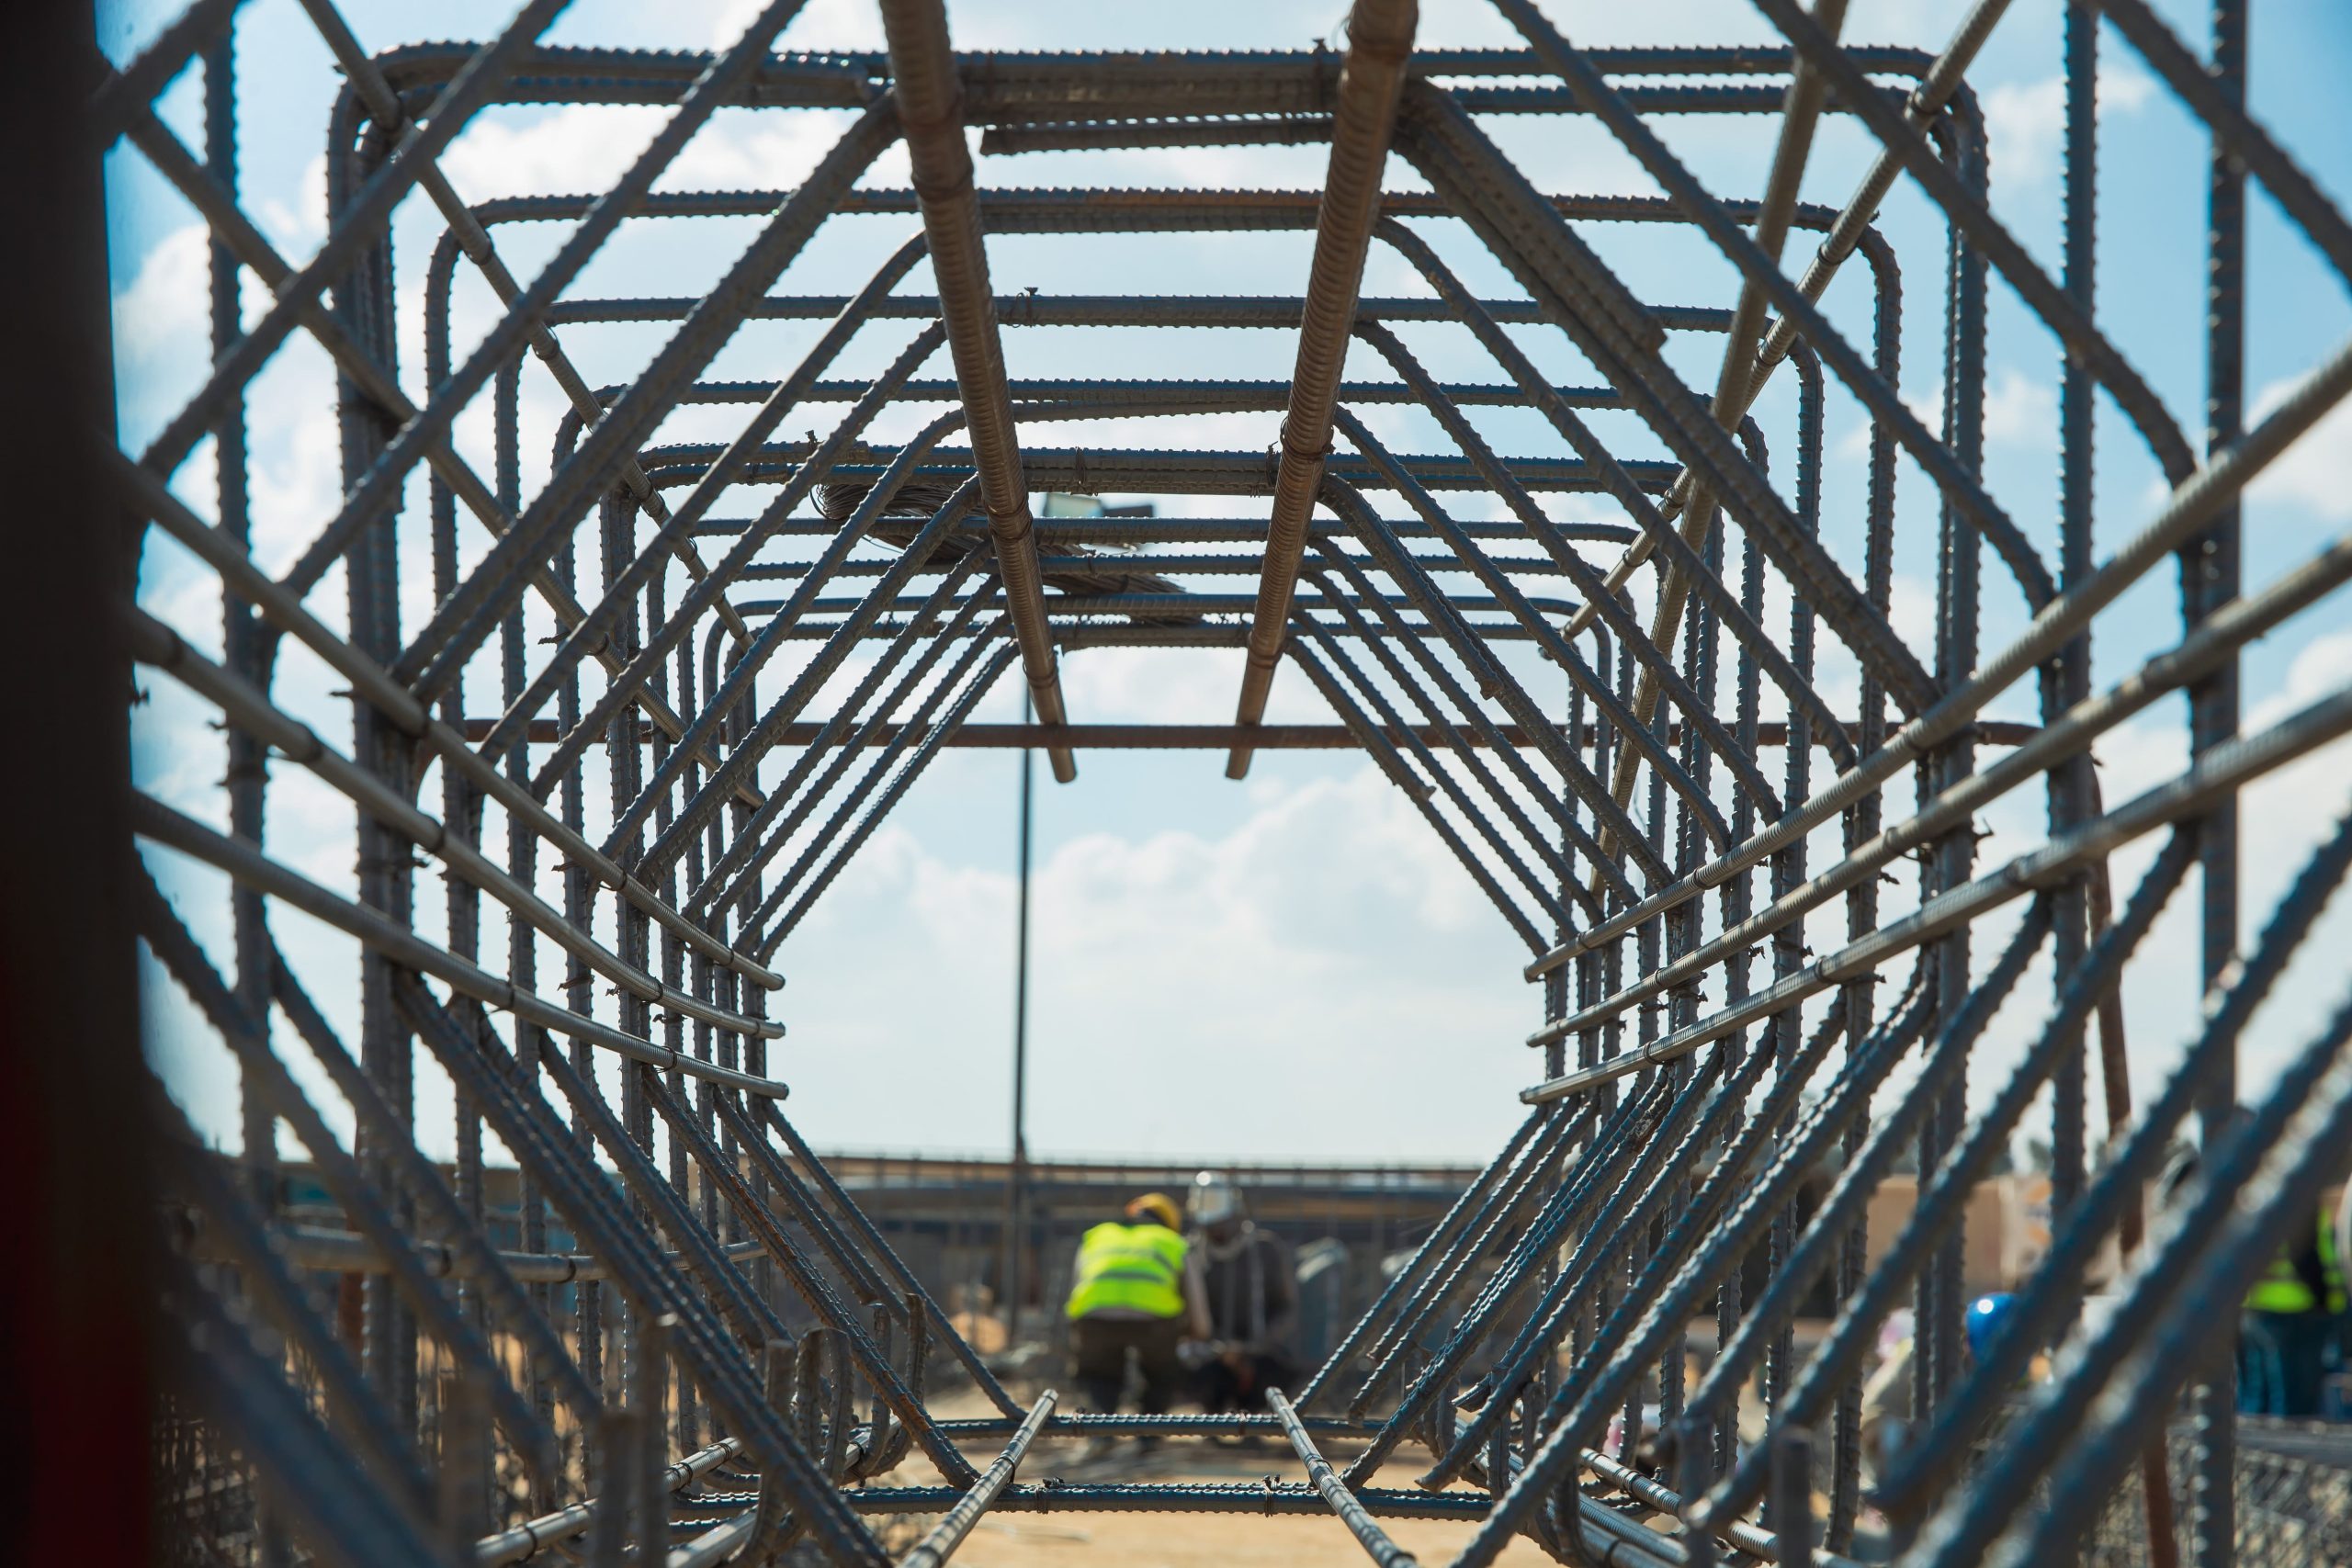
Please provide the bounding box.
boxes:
[1125,1191,1182,1231]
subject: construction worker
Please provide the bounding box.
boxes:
[2240,1201,2347,1418]
[1064,1192,1209,1423]
[2336,1186,2352,1419]
[1185,1172,1301,1414]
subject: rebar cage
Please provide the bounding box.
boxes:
[97,0,2352,1564]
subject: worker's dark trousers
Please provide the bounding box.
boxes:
[1069,1314,1185,1415]
[1193,1351,1302,1414]
[2238,1310,2335,1416]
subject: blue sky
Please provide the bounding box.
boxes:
[107,0,2352,1168]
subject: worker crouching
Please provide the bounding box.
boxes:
[1185,1172,1302,1414]
[1064,1192,1211,1425]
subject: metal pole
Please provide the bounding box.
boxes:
[1004,688,1035,1349]
[2187,2,2249,1559]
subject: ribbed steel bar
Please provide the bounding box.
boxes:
[116,452,781,992]
[487,265,940,786]
[1881,801,2352,1521]
[1700,834,2199,1531]
[880,0,1074,783]
[1485,1,2057,615]
[1367,220,1859,771]
[472,719,1995,751]
[1283,636,1549,953]
[257,950,601,1429]
[1270,1389,1420,1568]
[1309,548,1607,923]
[1520,679,2352,1103]
[1324,476,1664,896]
[164,1248,445,1568]
[130,613,777,1043]
[1520,326,2352,994]
[1228,0,1419,777]
[1525,519,2352,1048]
[390,981,889,1567]
[1431,1003,1878,1493]
[136,0,570,478]
[1348,1098,1621,1422]
[1579,0,1846,904]
[895,1393,1055,1568]
[758,646,1024,955]
[625,462,983,874]
[1293,601,1576,930]
[1394,89,1944,715]
[387,98,901,705]
[296,0,793,659]
[1938,980,2352,1567]
[1446,908,2054,1564]
[471,1438,744,1565]
[133,794,795,1096]
[689,571,998,919]
[1353,320,1790,813]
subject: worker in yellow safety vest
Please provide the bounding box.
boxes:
[1065,1192,1210,1426]
[2239,1202,2347,1418]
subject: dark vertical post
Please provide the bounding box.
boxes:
[1004,688,1036,1345]
[2051,0,2099,1306]
[1921,103,1987,1427]
[0,5,151,1560]
[331,69,417,1432]
[209,27,285,1562]
[1772,1427,1815,1568]
[1730,513,1764,1500]
[207,21,274,1216]
[2188,5,2249,1564]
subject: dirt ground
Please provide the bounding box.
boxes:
[946,1451,1554,1568]
[879,1391,1556,1568]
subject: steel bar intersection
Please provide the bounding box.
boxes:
[91,0,2352,1564]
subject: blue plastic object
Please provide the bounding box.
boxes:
[1965,1293,2018,1364]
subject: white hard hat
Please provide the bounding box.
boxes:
[1188,1170,1240,1226]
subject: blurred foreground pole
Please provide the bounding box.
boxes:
[0,1,155,1562]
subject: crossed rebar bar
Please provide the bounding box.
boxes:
[98,0,2352,1564]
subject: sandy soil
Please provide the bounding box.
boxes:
[878,1415,1556,1568]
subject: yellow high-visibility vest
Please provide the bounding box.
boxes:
[1065,1223,1187,1321]
[2245,1213,2346,1315]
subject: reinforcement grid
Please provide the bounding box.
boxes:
[107,1,2352,1565]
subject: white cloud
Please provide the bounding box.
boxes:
[2246,372,2352,523]
[1984,79,2064,189]
[439,98,858,211]
[1984,65,2158,190]
[1057,646,1328,726]
[776,761,1538,1159]
[1983,367,2059,449]
[441,104,667,204]
[1833,390,1945,461]
[2248,626,2352,732]
[1507,0,1947,51]
[112,220,347,568]
[718,0,886,51]
[257,153,329,260]
[245,384,345,568]
[113,223,209,363]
